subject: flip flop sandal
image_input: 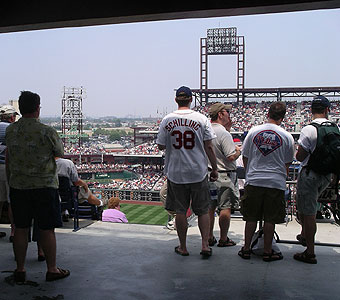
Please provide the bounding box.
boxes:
[174,246,189,256]
[46,268,70,282]
[14,270,26,283]
[200,247,212,258]
[217,237,236,247]
[208,236,217,246]
[238,247,251,259]
[263,250,283,262]
[293,250,317,264]
[38,255,46,262]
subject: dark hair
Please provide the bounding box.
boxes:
[210,114,218,121]
[175,97,191,108]
[268,101,286,121]
[311,105,328,114]
[18,91,40,115]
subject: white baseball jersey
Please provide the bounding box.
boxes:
[156,109,216,184]
[242,123,294,190]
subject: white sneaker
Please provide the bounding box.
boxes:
[166,218,176,230]
[166,222,175,230]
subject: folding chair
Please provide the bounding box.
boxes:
[58,176,80,231]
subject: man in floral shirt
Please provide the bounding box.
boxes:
[6,91,70,283]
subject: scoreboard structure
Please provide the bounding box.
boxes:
[200,27,245,93]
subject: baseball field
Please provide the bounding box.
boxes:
[120,203,168,225]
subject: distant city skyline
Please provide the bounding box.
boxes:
[0,8,339,118]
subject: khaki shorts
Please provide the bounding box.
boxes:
[78,186,89,204]
[210,172,240,211]
[159,182,175,217]
[240,185,285,224]
[167,176,210,216]
[296,168,331,216]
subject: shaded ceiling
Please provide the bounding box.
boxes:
[1,1,340,33]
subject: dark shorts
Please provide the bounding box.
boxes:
[10,187,62,230]
[240,185,285,224]
[167,177,210,216]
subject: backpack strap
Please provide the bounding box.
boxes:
[308,122,320,155]
[306,122,322,173]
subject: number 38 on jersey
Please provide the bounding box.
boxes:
[171,130,195,149]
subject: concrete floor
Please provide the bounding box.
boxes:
[1,216,340,300]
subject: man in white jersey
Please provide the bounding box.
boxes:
[207,103,241,247]
[156,86,218,258]
[294,96,332,264]
[239,101,294,261]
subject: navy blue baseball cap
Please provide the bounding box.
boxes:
[312,95,330,108]
[176,86,192,98]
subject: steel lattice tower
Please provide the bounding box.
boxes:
[200,27,245,104]
[61,86,85,147]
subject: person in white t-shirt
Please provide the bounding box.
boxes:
[239,101,294,261]
[294,96,332,264]
[156,86,218,258]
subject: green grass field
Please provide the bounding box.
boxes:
[120,203,168,225]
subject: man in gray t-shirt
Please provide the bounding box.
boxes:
[208,103,241,247]
[55,158,103,219]
[56,157,81,187]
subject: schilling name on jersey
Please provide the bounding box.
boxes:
[165,118,201,132]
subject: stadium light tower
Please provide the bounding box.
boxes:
[200,27,245,104]
[60,86,87,147]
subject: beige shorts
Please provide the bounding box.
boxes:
[78,187,89,204]
[211,172,240,211]
[296,168,331,216]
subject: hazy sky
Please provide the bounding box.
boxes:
[1,8,339,118]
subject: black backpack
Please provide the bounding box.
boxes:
[307,121,340,175]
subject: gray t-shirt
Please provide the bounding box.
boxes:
[56,158,79,186]
[210,123,237,171]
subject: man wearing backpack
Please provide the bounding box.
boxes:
[294,95,334,264]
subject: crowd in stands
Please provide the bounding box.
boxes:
[64,144,102,155]
[122,141,162,155]
[76,163,129,173]
[77,162,166,191]
[87,173,167,191]
[65,141,163,156]
[194,100,340,132]
[119,172,164,191]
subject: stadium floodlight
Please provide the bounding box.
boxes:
[206,27,238,55]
